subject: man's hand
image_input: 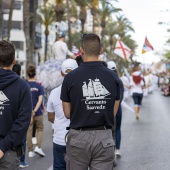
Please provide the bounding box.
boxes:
[0,150,4,159]
[71,55,76,59]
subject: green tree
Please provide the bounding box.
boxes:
[74,0,92,34]
[23,0,31,65]
[0,1,3,39]
[99,0,121,44]
[115,15,134,39]
[7,0,14,40]
[30,0,38,64]
[55,0,65,22]
[90,0,99,32]
[40,2,55,62]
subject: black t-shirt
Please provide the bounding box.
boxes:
[60,61,120,128]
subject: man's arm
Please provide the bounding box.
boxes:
[33,95,43,113]
[0,150,4,159]
[0,85,32,154]
[62,43,75,58]
[48,112,55,123]
[114,100,120,117]
[62,101,71,119]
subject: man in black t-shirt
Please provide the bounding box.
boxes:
[61,33,120,170]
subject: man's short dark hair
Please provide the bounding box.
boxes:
[81,33,101,56]
[12,63,21,76]
[0,40,15,67]
[100,61,107,67]
[75,55,83,66]
[27,65,36,78]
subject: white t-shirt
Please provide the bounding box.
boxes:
[52,41,73,60]
[47,85,70,146]
[130,77,144,94]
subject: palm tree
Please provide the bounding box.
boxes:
[40,3,55,62]
[30,0,38,63]
[7,0,14,40]
[115,15,134,39]
[23,0,31,65]
[66,0,72,49]
[0,1,3,39]
[105,20,119,57]
[99,0,121,44]
[55,0,65,22]
[90,0,99,32]
[74,0,91,34]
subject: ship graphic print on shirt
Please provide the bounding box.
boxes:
[0,91,10,115]
[82,78,110,100]
[82,78,111,112]
[0,91,9,105]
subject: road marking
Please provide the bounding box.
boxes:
[47,165,53,170]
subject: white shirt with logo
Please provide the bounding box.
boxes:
[47,85,70,146]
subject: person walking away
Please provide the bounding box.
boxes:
[26,65,45,157]
[47,59,78,170]
[107,61,124,158]
[52,32,76,60]
[0,40,32,170]
[12,64,29,168]
[61,33,120,170]
[130,65,145,119]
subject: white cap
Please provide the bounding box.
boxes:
[107,61,117,70]
[61,59,78,75]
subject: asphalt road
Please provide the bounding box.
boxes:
[25,91,170,170]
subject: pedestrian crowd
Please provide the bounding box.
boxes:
[0,33,167,170]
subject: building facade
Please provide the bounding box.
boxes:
[1,0,42,77]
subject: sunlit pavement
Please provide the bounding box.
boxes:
[26,91,170,170]
[115,91,170,170]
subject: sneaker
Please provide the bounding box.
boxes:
[28,151,35,158]
[136,115,139,120]
[115,149,121,158]
[32,137,37,145]
[34,146,45,157]
[19,161,29,168]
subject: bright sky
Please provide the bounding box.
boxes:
[115,0,170,64]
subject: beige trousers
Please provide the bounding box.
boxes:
[27,115,44,152]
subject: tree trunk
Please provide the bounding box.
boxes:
[81,21,85,34]
[44,28,49,62]
[79,6,86,34]
[30,0,38,65]
[0,1,3,39]
[91,7,97,33]
[23,0,31,66]
[66,0,72,50]
[7,0,14,41]
[55,4,65,22]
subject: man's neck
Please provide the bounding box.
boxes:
[28,78,36,82]
[83,56,99,62]
[58,38,64,42]
[1,65,13,70]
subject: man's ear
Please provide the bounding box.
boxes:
[61,71,65,77]
[99,48,103,55]
[80,47,84,56]
[12,58,16,65]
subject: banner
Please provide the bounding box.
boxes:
[114,40,133,60]
[142,37,154,54]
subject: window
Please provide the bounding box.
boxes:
[11,41,24,50]
[14,1,22,10]
[12,21,22,30]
